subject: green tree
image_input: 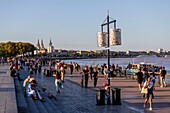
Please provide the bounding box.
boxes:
[0,41,36,57]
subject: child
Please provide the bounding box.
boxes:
[103,82,110,104]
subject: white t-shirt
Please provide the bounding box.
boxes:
[144,81,153,89]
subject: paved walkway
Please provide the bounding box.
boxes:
[0,64,18,113]
[63,69,170,113]
[33,72,136,113]
[21,66,170,113]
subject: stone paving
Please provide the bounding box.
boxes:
[33,70,137,113]
[3,63,170,113]
[0,64,18,113]
[63,69,170,113]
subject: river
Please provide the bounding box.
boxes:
[64,57,170,74]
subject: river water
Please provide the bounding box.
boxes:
[64,57,170,74]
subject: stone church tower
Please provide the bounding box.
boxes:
[48,38,54,53]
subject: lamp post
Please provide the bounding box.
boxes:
[101,13,117,105]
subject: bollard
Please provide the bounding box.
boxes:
[46,70,50,77]
[111,89,116,105]
[96,89,106,105]
[112,88,121,105]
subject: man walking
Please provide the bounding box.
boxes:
[135,69,143,91]
[160,67,167,87]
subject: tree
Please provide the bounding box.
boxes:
[0,41,36,57]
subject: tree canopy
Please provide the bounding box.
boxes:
[0,41,36,57]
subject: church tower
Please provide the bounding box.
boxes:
[48,38,54,53]
[40,39,45,50]
[36,39,41,50]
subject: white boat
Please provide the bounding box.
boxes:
[136,55,157,58]
[126,62,160,75]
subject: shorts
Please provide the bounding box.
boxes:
[144,88,154,99]
[145,93,153,100]
[137,80,143,84]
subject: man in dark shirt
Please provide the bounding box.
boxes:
[70,63,74,77]
[89,65,93,80]
[160,67,167,87]
[83,66,89,88]
[136,69,144,91]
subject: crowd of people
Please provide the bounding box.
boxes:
[6,57,169,111]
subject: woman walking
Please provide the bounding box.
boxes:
[143,77,154,111]
[53,71,62,94]
[93,68,98,87]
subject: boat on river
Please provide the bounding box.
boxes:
[126,62,161,75]
[136,55,158,58]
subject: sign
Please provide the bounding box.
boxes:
[97,32,106,47]
[110,29,121,46]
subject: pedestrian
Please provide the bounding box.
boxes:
[89,65,93,80]
[83,66,89,88]
[10,66,22,81]
[93,68,98,87]
[143,70,150,82]
[151,72,156,85]
[135,69,144,91]
[53,71,62,94]
[160,67,167,87]
[60,66,65,83]
[70,63,74,77]
[143,77,154,111]
[104,66,107,79]
[103,82,110,104]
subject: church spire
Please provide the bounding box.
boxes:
[41,39,45,49]
[37,39,40,50]
[49,38,52,46]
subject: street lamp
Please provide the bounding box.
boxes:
[97,11,121,105]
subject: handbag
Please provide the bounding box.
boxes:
[141,87,148,94]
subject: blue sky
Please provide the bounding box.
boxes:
[0,0,170,51]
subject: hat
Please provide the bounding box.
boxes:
[103,82,107,87]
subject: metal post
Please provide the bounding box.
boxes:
[100,12,117,105]
[107,14,111,105]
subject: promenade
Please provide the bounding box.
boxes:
[26,66,170,113]
[1,64,170,113]
[0,65,17,113]
[63,70,170,113]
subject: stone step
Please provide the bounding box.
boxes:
[38,86,62,113]
[14,77,29,113]
[18,71,40,113]
[25,98,40,113]
[34,100,48,113]
[19,69,54,113]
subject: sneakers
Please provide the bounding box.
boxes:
[149,107,152,111]
[143,104,146,109]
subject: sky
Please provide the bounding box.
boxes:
[0,0,170,51]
